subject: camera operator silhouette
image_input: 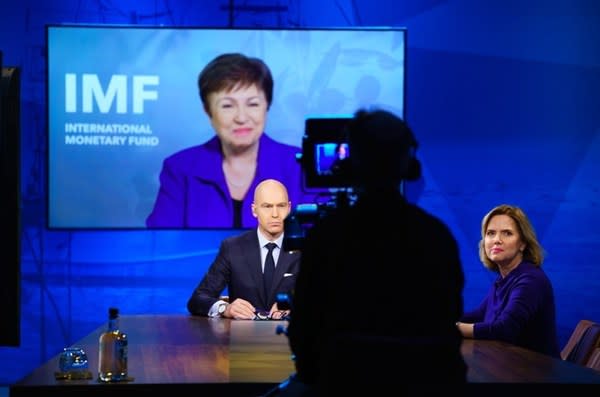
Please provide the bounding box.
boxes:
[268,107,467,396]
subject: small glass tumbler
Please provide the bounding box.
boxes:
[59,347,89,373]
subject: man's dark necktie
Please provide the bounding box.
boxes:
[263,242,277,302]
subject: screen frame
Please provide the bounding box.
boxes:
[45,24,407,230]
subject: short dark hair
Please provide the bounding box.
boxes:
[197,53,274,115]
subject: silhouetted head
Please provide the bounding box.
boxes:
[346,108,421,191]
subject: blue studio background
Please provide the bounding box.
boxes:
[1,0,600,387]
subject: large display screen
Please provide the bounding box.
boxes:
[46,24,406,229]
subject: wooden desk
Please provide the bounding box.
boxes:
[10,315,600,396]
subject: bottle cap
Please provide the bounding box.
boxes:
[108,307,119,319]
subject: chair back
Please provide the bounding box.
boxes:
[587,347,600,372]
[561,319,594,360]
[564,323,600,365]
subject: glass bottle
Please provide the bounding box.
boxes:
[98,307,128,382]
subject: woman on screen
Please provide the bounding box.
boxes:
[146,53,313,228]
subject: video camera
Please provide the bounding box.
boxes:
[284,116,356,252]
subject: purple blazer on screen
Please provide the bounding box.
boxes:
[146,134,315,229]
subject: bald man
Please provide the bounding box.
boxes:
[186,179,298,319]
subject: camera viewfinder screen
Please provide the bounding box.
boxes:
[315,143,350,176]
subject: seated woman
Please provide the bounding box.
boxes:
[457,204,560,357]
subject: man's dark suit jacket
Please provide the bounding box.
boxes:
[187,229,300,315]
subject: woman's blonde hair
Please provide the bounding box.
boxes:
[478,204,544,271]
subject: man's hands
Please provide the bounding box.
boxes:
[222,299,290,320]
[269,302,291,320]
[223,298,255,319]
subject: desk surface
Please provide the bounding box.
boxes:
[11,314,600,396]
